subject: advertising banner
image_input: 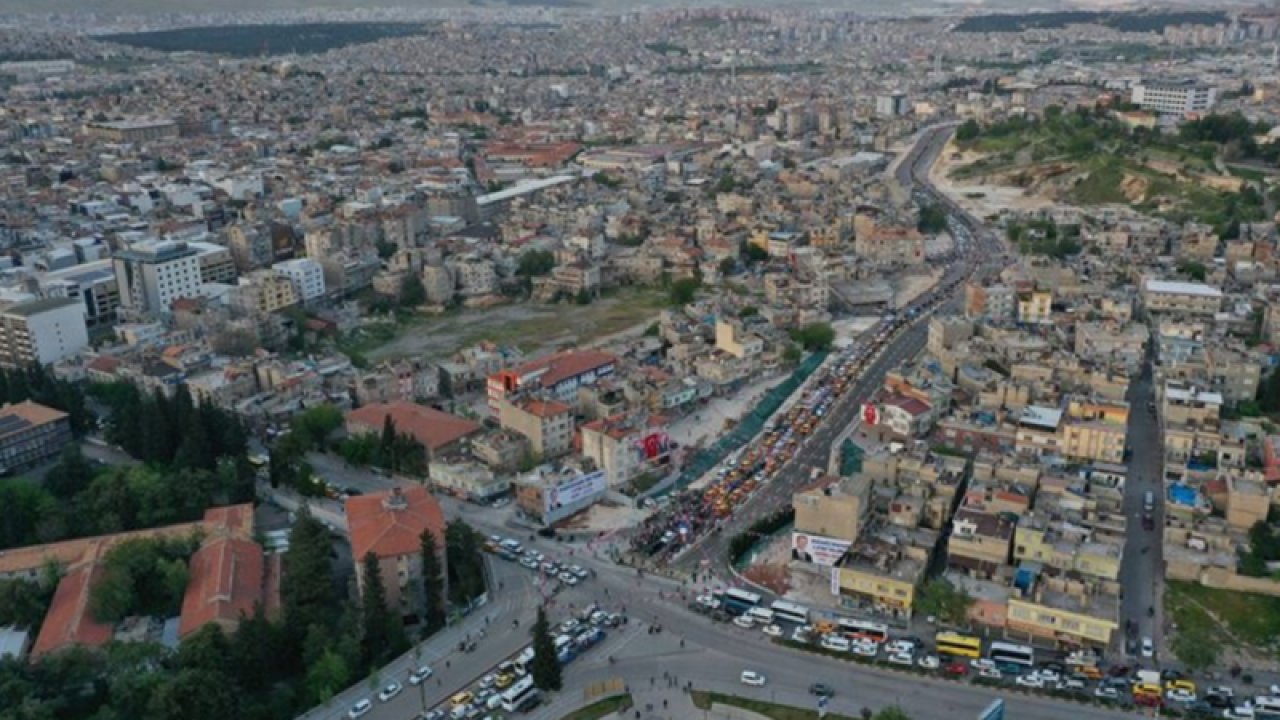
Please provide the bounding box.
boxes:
[792,531,853,567]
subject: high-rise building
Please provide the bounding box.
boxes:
[112,240,201,316]
[0,297,89,367]
[1131,80,1216,115]
[272,258,326,303]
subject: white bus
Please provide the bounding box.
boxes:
[500,675,541,713]
[1255,697,1280,717]
[837,618,889,644]
[769,600,810,625]
[716,588,763,615]
[988,641,1035,668]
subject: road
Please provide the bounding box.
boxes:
[1118,353,1165,659]
[674,123,1001,575]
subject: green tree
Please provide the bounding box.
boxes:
[917,204,948,234]
[420,529,446,636]
[669,277,701,305]
[89,536,197,622]
[516,249,556,277]
[914,579,974,626]
[291,404,344,450]
[955,119,980,142]
[281,508,338,641]
[306,647,351,704]
[791,322,835,351]
[43,445,97,499]
[530,605,562,691]
[1178,260,1208,282]
[359,551,407,670]
[740,240,769,263]
[574,288,592,305]
[400,272,426,308]
[782,343,803,365]
[445,519,486,606]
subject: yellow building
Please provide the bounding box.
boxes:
[1017,290,1053,325]
[1060,399,1129,464]
[833,526,933,619]
[714,319,764,360]
[1006,580,1120,649]
[793,476,871,542]
[1014,517,1123,582]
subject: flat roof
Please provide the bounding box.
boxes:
[1,296,80,317]
[1020,405,1063,430]
[1145,279,1223,298]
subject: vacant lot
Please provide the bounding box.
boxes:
[351,287,668,363]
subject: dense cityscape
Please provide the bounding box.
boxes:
[4,3,1280,720]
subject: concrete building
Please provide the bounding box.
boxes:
[496,397,575,459]
[347,487,445,619]
[273,258,326,303]
[189,241,238,285]
[112,240,202,316]
[84,118,178,143]
[487,350,616,414]
[578,413,668,488]
[947,507,1016,579]
[514,465,607,525]
[0,400,72,472]
[1131,80,1216,115]
[0,297,89,368]
[714,319,765,360]
[40,261,120,329]
[1142,279,1223,315]
[233,271,300,316]
[793,475,872,543]
[346,401,481,461]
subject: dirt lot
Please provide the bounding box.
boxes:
[354,287,669,363]
[930,140,1056,218]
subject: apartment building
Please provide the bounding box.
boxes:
[0,400,72,472]
[40,261,120,329]
[1014,406,1064,458]
[948,507,1016,579]
[793,475,872,544]
[84,118,178,142]
[0,297,89,368]
[486,350,617,414]
[714,319,765,360]
[1017,290,1053,325]
[1142,279,1223,315]
[579,413,669,488]
[1060,399,1129,465]
[272,258,327,303]
[347,487,446,619]
[832,524,934,619]
[188,241,238,285]
[497,397,575,459]
[1131,80,1216,115]
[112,240,202,316]
[1006,574,1120,650]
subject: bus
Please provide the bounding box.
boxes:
[837,618,889,644]
[935,632,982,659]
[1254,696,1280,717]
[988,641,1035,668]
[769,600,811,625]
[716,589,762,615]
[500,675,541,713]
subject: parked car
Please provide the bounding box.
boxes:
[1141,636,1155,658]
[1016,673,1045,689]
[732,615,755,629]
[740,670,766,687]
[978,666,1002,680]
[1094,686,1120,701]
[408,666,433,685]
[348,699,373,718]
[1056,678,1086,692]
[944,661,968,677]
[761,624,783,638]
[917,655,941,670]
[1167,688,1197,703]
[887,652,913,666]
[378,682,402,702]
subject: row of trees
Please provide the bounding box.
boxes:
[0,448,252,551]
[336,417,428,477]
[93,383,248,471]
[90,536,200,623]
[0,364,92,436]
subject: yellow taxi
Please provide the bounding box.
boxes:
[495,673,515,690]
[1133,683,1162,698]
[450,691,474,707]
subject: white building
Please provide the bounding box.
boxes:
[273,258,326,302]
[0,297,89,367]
[112,240,202,316]
[1131,81,1216,116]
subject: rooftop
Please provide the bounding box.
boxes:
[347,486,445,562]
[347,401,481,451]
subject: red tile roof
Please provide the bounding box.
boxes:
[346,402,481,451]
[31,564,112,659]
[178,536,267,639]
[346,486,445,563]
[499,350,617,391]
[518,398,571,418]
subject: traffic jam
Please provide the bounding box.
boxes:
[631,247,980,562]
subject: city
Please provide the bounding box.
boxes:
[2,3,1280,720]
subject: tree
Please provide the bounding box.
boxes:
[43,445,96,499]
[718,257,736,277]
[359,551,407,670]
[917,204,948,234]
[445,520,486,606]
[291,404,344,450]
[281,508,338,641]
[740,240,769,263]
[782,343,803,365]
[1178,260,1207,282]
[400,272,426,308]
[791,322,835,351]
[574,288,592,305]
[914,579,974,626]
[516,249,556,277]
[530,605,562,691]
[669,277,701,305]
[955,119,980,142]
[420,529,446,636]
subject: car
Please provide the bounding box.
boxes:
[494,672,514,689]
[1094,686,1120,701]
[417,712,444,720]
[1141,636,1154,658]
[917,655,941,670]
[451,691,474,707]
[1016,673,1045,689]
[979,666,1002,680]
[733,615,755,629]
[1224,703,1256,719]
[479,674,497,689]
[886,639,916,655]
[520,557,538,570]
[740,670,766,687]
[851,641,878,658]
[1037,668,1061,683]
[761,624,783,638]
[970,658,997,671]
[378,682,402,702]
[887,652,913,666]
[1168,688,1198,703]
[1056,678,1086,692]
[809,682,835,697]
[570,565,589,579]
[560,619,580,634]
[349,699,373,718]
[944,661,968,676]
[559,572,579,586]
[590,610,610,626]
[408,666,433,685]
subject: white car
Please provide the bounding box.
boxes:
[408,666,433,685]
[1166,688,1196,703]
[971,658,997,672]
[1225,704,1256,719]
[851,642,878,658]
[761,624,783,638]
[1016,673,1045,689]
[348,699,373,718]
[1056,678,1085,692]
[887,652,913,666]
[377,682,402,702]
[732,615,755,629]
[740,670,767,687]
[559,572,579,586]
[917,655,940,670]
[560,619,580,634]
[570,565,589,579]
[978,666,1002,680]
[1094,686,1119,700]
[819,635,849,652]
[1036,668,1061,683]
[478,674,496,689]
[885,639,916,655]
[792,627,811,643]
[1141,636,1154,658]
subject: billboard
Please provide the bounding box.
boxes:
[545,470,608,514]
[792,532,854,567]
[862,403,879,425]
[639,431,671,461]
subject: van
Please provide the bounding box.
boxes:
[747,607,775,624]
[1143,491,1155,512]
[1134,669,1161,686]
